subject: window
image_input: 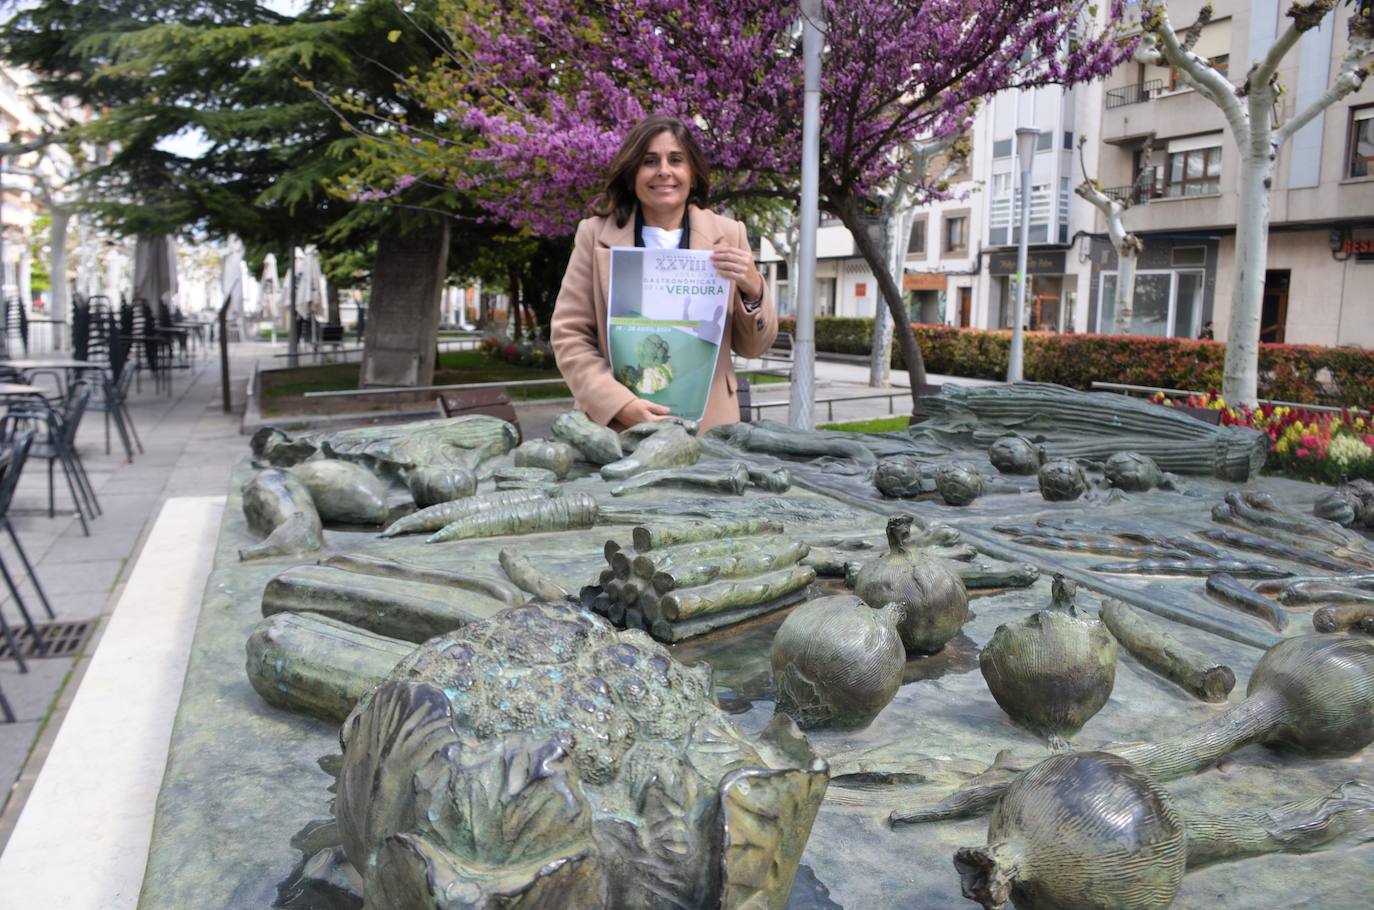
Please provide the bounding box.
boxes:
[907,217,927,255]
[992,173,1012,196]
[1166,146,1221,196]
[1036,131,1053,151]
[1350,106,1374,179]
[1171,246,1206,267]
[1098,270,1206,337]
[993,138,1012,158]
[942,214,968,254]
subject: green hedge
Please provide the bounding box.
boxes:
[776,318,1374,408]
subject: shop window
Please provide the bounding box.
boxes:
[1098,270,1207,338]
[1166,146,1221,196]
[942,213,968,254]
[1349,106,1374,178]
[907,217,927,255]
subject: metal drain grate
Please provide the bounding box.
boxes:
[0,619,96,660]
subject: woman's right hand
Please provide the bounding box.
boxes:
[614,398,671,427]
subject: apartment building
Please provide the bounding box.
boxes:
[1091,0,1374,347]
[775,1,1372,352]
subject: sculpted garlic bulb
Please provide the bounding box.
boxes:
[979,576,1117,744]
[771,596,905,729]
[854,516,968,653]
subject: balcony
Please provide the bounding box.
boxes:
[1104,80,1164,110]
[1101,183,1163,206]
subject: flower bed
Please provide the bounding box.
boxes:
[1152,392,1374,484]
[481,333,555,369]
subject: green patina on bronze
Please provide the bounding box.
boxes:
[140,407,1374,910]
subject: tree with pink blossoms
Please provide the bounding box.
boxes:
[364,0,1132,402]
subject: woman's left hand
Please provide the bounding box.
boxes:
[711,248,764,301]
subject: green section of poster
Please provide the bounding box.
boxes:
[607,248,729,420]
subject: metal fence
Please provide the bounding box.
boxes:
[1105,79,1165,109]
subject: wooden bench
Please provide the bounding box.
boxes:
[436,386,522,439]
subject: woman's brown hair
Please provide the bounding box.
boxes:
[591,115,711,227]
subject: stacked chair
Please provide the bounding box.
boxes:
[0,431,53,693]
[1,379,102,536]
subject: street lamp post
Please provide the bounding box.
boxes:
[788,0,823,429]
[1007,126,1039,383]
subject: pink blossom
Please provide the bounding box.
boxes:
[1296,447,1310,458]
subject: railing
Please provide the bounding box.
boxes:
[1101,183,1163,206]
[1090,381,1374,418]
[1104,79,1165,109]
[303,377,567,399]
[272,336,482,366]
[749,389,911,423]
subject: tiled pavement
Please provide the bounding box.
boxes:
[0,343,266,851]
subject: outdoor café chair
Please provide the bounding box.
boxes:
[2,381,102,535]
[0,431,51,674]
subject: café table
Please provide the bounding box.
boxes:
[0,359,141,460]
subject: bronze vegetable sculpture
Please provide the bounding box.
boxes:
[771,596,906,730]
[936,463,986,506]
[512,438,577,479]
[893,635,1374,825]
[979,576,1117,745]
[405,465,477,508]
[1098,600,1235,703]
[610,462,750,496]
[333,601,829,909]
[427,492,599,542]
[238,468,323,561]
[1103,451,1170,492]
[987,435,1043,475]
[908,382,1268,481]
[1037,459,1087,502]
[287,459,390,525]
[600,424,701,480]
[955,750,1374,910]
[854,516,968,653]
[552,409,623,464]
[1204,572,1290,631]
[875,456,936,497]
[381,488,549,538]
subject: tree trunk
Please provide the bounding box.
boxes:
[360,216,450,387]
[325,276,340,325]
[508,265,522,340]
[1114,250,1136,334]
[834,199,928,406]
[49,208,70,325]
[869,206,914,386]
[1223,104,1276,407]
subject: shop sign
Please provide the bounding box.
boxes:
[903,272,948,291]
[989,250,1066,275]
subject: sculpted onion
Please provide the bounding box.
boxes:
[770,595,905,729]
[979,576,1117,745]
[854,516,968,653]
[956,750,1374,910]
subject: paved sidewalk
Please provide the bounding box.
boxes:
[0,343,270,851]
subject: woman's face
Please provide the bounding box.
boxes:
[634,130,692,221]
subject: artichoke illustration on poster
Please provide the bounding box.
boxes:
[607,248,729,420]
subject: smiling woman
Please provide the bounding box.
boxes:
[550,114,778,431]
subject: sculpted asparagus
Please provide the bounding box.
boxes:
[1204,572,1290,631]
[632,518,784,551]
[652,540,810,593]
[427,493,599,542]
[320,553,528,606]
[660,565,817,622]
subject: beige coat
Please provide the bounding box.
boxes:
[550,204,778,431]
